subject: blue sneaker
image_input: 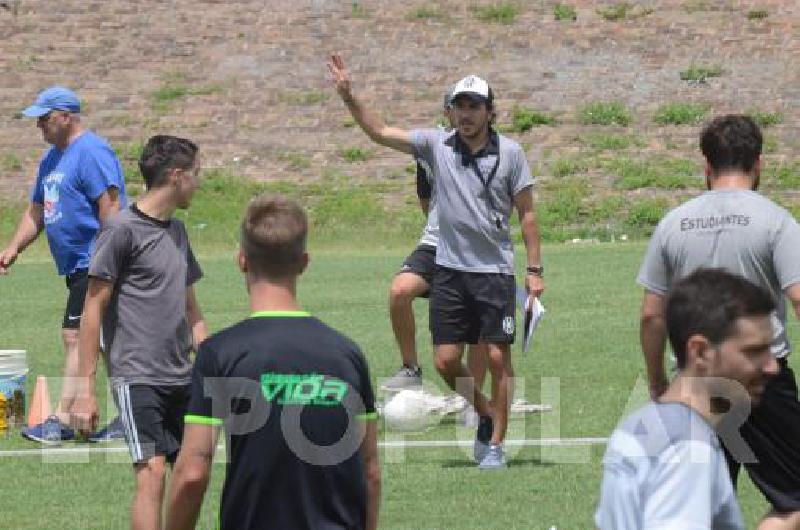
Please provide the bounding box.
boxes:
[474,416,493,462]
[478,444,507,470]
[21,415,75,446]
[89,416,126,443]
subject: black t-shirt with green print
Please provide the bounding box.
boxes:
[186,311,377,530]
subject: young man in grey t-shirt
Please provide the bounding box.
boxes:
[70,135,209,530]
[597,269,778,530]
[638,115,800,528]
[328,54,545,469]
[383,87,489,398]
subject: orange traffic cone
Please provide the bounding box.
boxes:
[27,375,52,427]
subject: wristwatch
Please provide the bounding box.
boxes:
[526,265,544,277]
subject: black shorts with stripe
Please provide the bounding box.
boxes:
[114,383,190,464]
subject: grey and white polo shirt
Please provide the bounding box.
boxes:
[595,402,744,530]
[411,128,533,274]
[638,189,800,357]
[89,204,203,387]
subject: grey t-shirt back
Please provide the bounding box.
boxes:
[411,128,533,274]
[638,189,800,357]
[89,205,202,386]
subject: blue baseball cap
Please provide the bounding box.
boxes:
[22,86,81,117]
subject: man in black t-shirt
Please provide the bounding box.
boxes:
[166,194,380,530]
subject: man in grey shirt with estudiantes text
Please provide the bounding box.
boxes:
[638,114,800,529]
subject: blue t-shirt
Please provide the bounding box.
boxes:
[30,131,127,275]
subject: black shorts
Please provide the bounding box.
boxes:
[397,244,437,297]
[63,268,89,329]
[114,383,191,464]
[429,266,516,345]
[724,358,800,512]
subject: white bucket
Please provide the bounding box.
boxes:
[0,350,28,427]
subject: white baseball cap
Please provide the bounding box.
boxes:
[450,75,492,103]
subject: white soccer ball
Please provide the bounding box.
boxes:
[382,390,431,432]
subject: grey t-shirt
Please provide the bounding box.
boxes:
[415,157,438,248]
[595,402,743,530]
[638,189,800,357]
[411,128,534,274]
[89,205,203,386]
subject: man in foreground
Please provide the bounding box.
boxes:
[328,53,545,469]
[1,86,126,443]
[596,268,778,529]
[166,194,380,530]
[639,114,800,528]
[70,135,208,530]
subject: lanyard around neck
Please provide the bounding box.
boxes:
[469,153,502,229]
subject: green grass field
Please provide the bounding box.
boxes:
[0,238,787,529]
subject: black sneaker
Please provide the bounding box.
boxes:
[474,415,493,462]
[380,365,423,392]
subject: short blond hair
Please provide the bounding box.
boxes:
[240,194,308,279]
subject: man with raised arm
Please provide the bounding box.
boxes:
[328,53,545,469]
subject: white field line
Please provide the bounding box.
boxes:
[380,437,607,448]
[0,437,608,457]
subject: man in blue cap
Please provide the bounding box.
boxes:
[0,86,127,444]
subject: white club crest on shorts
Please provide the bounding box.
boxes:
[502,316,515,335]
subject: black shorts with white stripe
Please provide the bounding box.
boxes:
[113,383,191,464]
